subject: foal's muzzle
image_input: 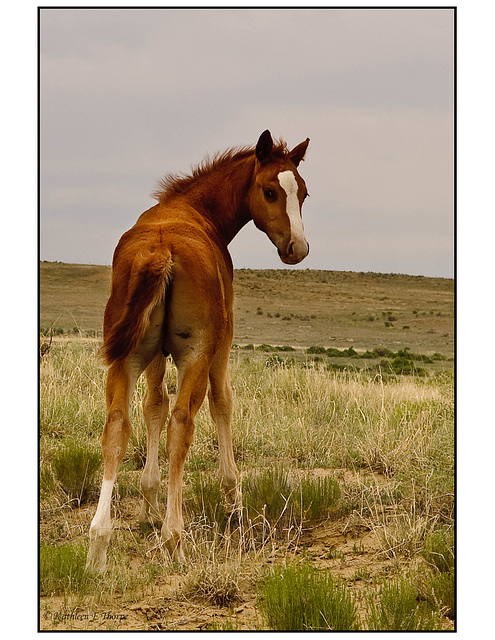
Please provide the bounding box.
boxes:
[278,238,310,265]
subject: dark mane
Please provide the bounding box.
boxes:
[152,140,289,202]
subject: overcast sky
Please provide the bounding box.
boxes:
[40,7,454,277]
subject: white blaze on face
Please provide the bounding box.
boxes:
[277,170,306,245]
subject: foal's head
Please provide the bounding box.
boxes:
[249,130,310,265]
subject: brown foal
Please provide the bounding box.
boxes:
[87,130,310,570]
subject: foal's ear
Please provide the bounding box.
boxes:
[289,138,310,167]
[255,130,273,163]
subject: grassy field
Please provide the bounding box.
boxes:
[39,263,455,630]
[40,262,454,358]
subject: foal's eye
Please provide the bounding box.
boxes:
[303,190,310,201]
[263,188,276,202]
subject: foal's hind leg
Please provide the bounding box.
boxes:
[139,353,169,525]
[162,357,210,560]
[87,357,143,570]
[208,334,240,508]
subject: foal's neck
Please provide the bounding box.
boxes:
[187,155,255,245]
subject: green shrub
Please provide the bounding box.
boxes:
[242,469,341,540]
[296,475,341,522]
[422,528,454,574]
[390,356,416,374]
[51,440,102,504]
[306,346,326,355]
[40,464,58,499]
[243,466,292,525]
[186,467,341,539]
[360,349,377,358]
[377,350,427,376]
[367,578,443,630]
[342,347,359,358]
[420,528,455,619]
[425,570,455,619]
[40,544,89,595]
[256,344,276,352]
[374,347,393,357]
[258,563,359,630]
[185,472,227,531]
[432,352,448,361]
[326,348,343,357]
[185,468,336,543]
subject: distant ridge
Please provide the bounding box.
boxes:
[40,262,454,356]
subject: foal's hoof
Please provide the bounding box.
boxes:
[161,527,186,563]
[139,520,162,537]
[139,501,162,528]
[139,509,162,533]
[86,532,110,572]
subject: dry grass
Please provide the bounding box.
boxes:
[39,338,454,631]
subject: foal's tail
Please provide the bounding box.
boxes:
[101,249,173,366]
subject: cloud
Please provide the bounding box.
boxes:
[40,7,454,276]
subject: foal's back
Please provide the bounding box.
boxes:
[104,197,234,368]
